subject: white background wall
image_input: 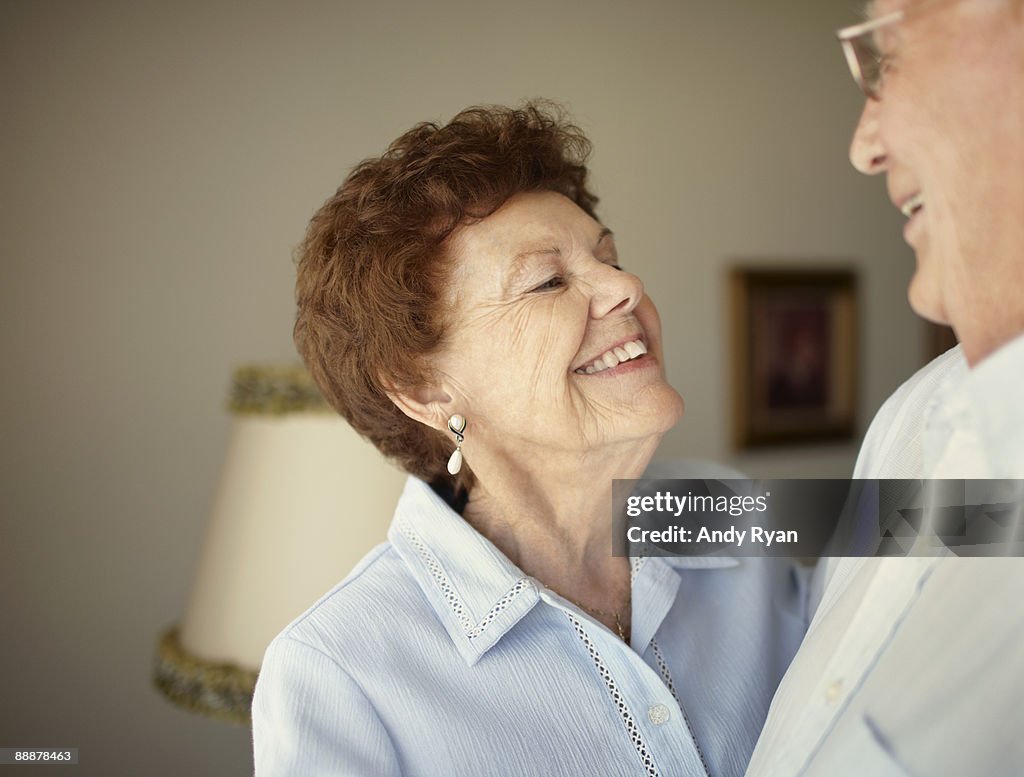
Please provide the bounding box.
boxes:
[1,1,922,774]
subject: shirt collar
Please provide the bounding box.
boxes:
[629,555,740,654]
[965,332,1024,477]
[922,345,971,474]
[388,476,739,664]
[922,336,1024,477]
[388,477,540,666]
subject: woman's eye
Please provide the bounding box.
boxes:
[530,276,565,293]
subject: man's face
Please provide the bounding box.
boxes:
[849,0,1024,356]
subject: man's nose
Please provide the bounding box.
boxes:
[849,98,887,175]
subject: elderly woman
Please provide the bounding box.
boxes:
[252,103,807,777]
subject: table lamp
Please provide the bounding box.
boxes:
[154,365,405,723]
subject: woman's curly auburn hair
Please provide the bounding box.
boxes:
[293,101,600,491]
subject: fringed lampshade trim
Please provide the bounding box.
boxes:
[153,626,259,725]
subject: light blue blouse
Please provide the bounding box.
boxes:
[252,476,809,777]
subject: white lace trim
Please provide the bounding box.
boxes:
[650,638,712,777]
[566,612,660,777]
[398,519,530,640]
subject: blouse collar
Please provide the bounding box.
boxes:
[388,476,738,665]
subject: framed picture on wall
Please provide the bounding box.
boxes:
[925,321,958,362]
[729,266,859,448]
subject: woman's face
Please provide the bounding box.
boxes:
[429,190,683,463]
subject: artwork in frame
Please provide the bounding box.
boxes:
[924,321,958,363]
[729,267,859,448]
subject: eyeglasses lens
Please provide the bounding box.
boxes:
[851,34,883,97]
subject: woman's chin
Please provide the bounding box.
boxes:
[630,383,685,437]
[658,387,686,432]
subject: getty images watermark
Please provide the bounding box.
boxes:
[611,479,1024,558]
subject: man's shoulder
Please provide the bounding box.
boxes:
[877,344,966,420]
[854,345,967,478]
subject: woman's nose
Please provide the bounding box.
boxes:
[590,263,644,319]
[849,98,887,175]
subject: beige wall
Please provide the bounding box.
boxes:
[0,0,923,773]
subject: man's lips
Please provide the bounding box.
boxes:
[889,183,925,219]
[898,192,925,219]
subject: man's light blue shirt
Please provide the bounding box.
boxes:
[253,475,809,776]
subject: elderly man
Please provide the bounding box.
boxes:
[745,1,1024,774]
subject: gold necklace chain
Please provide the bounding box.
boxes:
[559,592,631,643]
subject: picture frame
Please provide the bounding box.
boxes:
[729,266,859,448]
[924,321,958,363]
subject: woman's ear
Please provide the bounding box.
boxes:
[385,381,454,434]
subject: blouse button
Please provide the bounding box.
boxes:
[824,679,843,703]
[647,703,671,726]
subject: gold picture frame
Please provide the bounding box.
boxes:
[730,267,859,449]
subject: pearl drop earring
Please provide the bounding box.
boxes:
[446,414,466,475]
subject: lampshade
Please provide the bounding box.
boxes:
[154,365,406,723]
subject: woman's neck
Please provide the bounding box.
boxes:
[460,437,659,633]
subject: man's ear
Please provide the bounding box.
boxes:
[385,381,454,434]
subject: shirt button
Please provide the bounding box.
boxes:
[647,703,671,725]
[824,679,843,703]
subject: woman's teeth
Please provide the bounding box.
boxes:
[575,339,647,374]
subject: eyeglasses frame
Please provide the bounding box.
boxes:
[835,0,962,100]
[837,10,906,99]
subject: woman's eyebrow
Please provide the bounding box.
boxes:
[513,244,561,262]
[504,247,560,295]
[503,227,616,293]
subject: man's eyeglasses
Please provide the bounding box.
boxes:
[835,0,959,100]
[836,11,905,100]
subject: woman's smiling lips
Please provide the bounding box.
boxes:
[573,336,650,375]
